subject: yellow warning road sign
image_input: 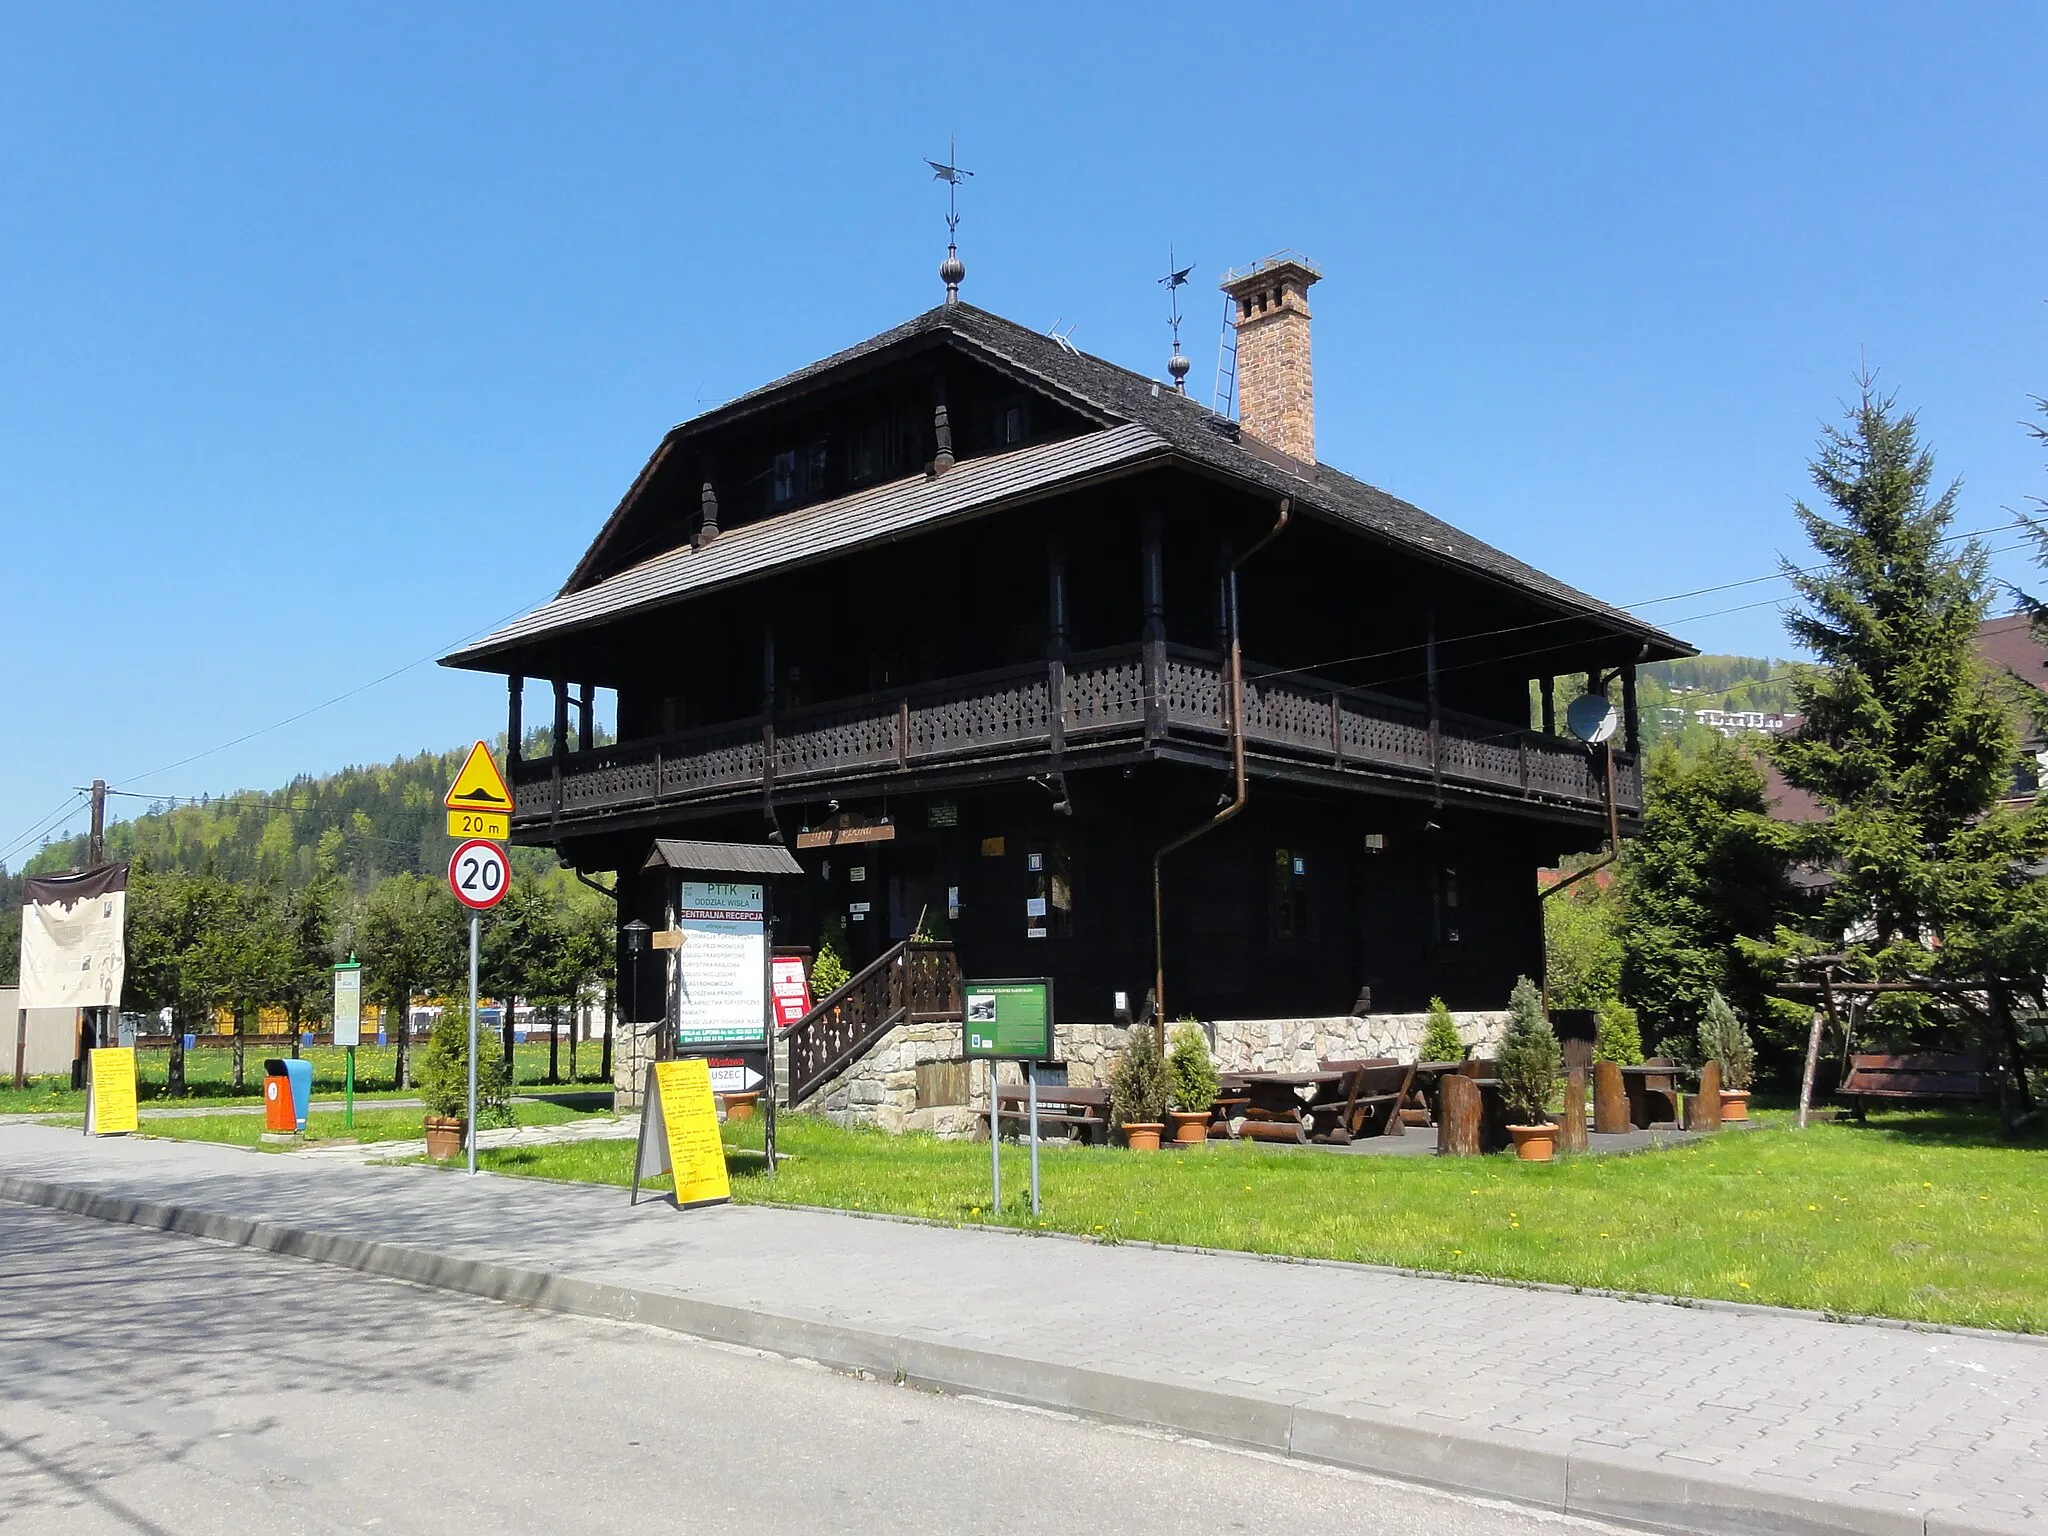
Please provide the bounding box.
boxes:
[445,740,513,814]
[447,809,510,841]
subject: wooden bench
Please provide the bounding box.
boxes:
[1837,1052,1994,1119]
[1309,1059,1415,1143]
[995,1084,1111,1144]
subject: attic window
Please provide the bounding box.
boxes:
[998,400,1029,448]
[771,450,797,507]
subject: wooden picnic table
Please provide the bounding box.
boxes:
[1618,1062,1683,1129]
[1221,1066,1411,1145]
[1408,1060,1466,1124]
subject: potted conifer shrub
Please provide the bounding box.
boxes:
[1595,997,1645,1065]
[1698,990,1755,1121]
[417,1005,512,1162]
[1419,996,1465,1064]
[1497,975,1562,1161]
[1109,1024,1170,1150]
[1165,1021,1220,1145]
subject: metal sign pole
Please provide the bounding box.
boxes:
[345,1045,355,1131]
[1027,1058,1040,1216]
[989,1063,1001,1213]
[763,885,777,1175]
[466,913,479,1176]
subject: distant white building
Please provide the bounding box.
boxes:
[1662,707,1796,740]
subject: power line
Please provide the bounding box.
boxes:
[114,594,557,789]
[0,792,91,872]
[1259,519,2025,685]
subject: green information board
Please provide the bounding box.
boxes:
[962,977,1053,1061]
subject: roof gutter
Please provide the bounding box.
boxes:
[1151,496,1291,1039]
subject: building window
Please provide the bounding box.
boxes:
[1433,860,1461,944]
[771,450,797,507]
[807,439,829,497]
[1270,848,1310,942]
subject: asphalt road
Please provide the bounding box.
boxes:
[1,1200,1634,1536]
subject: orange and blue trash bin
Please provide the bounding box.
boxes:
[263,1058,313,1133]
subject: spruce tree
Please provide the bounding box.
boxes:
[1619,738,1791,1050]
[1770,383,2021,974]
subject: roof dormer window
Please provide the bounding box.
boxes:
[771,449,797,508]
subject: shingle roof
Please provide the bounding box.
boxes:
[444,424,1169,666]
[448,299,1690,673]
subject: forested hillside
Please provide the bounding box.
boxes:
[0,732,579,986]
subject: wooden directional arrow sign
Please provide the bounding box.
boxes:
[444,741,513,816]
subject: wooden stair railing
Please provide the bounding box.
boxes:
[785,940,962,1106]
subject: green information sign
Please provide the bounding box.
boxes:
[961,977,1053,1061]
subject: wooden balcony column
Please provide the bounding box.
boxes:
[506,674,524,774]
[762,621,778,804]
[551,678,569,829]
[577,682,594,753]
[1141,508,1165,741]
[1426,608,1442,802]
[1539,675,1555,736]
[1621,664,1640,753]
[1047,530,1068,761]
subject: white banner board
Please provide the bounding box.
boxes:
[333,965,362,1048]
[19,864,128,1011]
[673,881,766,1049]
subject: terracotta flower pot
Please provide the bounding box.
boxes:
[423,1115,465,1163]
[1718,1090,1750,1122]
[1508,1123,1559,1162]
[1168,1110,1211,1146]
[1122,1122,1164,1151]
[724,1092,760,1122]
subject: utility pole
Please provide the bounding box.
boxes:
[88,780,106,868]
[79,779,110,1074]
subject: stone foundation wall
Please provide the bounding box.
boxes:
[792,1010,1509,1137]
[613,1020,656,1111]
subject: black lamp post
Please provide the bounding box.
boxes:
[621,919,651,1062]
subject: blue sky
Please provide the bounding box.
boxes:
[3,3,2043,862]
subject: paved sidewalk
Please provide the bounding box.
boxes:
[1,1124,2039,1536]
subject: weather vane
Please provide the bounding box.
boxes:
[926,133,973,304]
[1159,247,1194,392]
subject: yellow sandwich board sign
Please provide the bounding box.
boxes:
[85,1046,140,1135]
[445,741,513,817]
[629,1057,732,1210]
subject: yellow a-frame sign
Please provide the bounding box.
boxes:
[445,741,513,814]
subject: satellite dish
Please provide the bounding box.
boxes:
[1565,693,1620,744]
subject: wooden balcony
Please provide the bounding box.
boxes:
[510,644,1640,833]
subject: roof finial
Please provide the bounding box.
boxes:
[926,133,973,305]
[1160,246,1194,393]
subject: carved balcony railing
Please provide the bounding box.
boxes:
[784,940,962,1106]
[513,644,1639,826]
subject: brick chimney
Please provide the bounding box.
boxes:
[1220,253,1321,462]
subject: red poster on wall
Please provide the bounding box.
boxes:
[771,956,814,1029]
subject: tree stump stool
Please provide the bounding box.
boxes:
[1437,1072,1482,1156]
[1593,1060,1629,1134]
[1558,1068,1589,1153]
[1684,1060,1723,1132]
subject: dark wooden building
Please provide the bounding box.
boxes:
[443,254,1689,1046]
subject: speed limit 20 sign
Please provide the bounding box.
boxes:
[448,838,510,910]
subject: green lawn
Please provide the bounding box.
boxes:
[94,1099,601,1150]
[0,1042,611,1115]
[467,1109,2048,1334]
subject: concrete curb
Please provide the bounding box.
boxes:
[0,1174,2010,1536]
